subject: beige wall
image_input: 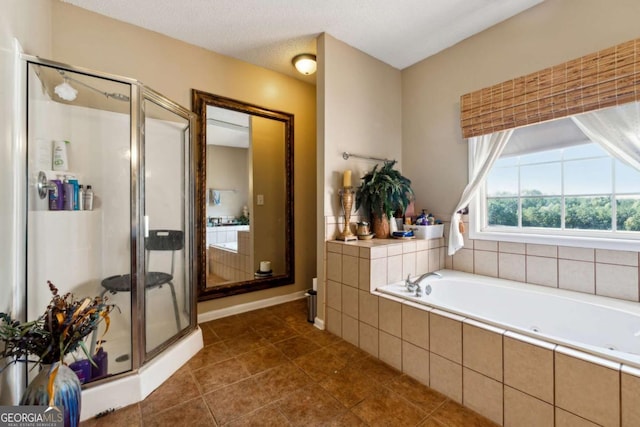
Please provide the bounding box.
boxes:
[317,33,402,323]
[49,1,317,313]
[402,0,640,218]
[206,145,249,218]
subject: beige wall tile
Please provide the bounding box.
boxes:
[499,241,526,254]
[402,304,429,349]
[439,247,446,269]
[402,341,429,385]
[526,255,558,288]
[499,253,525,282]
[369,245,388,259]
[416,249,430,275]
[526,243,557,258]
[387,254,403,284]
[388,243,404,256]
[342,254,359,287]
[416,240,429,251]
[342,244,359,257]
[504,336,554,403]
[327,241,342,254]
[558,259,595,294]
[622,371,640,427]
[402,252,417,279]
[596,249,638,266]
[430,312,462,363]
[359,321,378,357]
[326,306,342,337]
[558,246,594,262]
[504,386,554,427]
[403,240,417,253]
[327,251,342,282]
[452,248,474,273]
[462,323,503,381]
[555,408,600,427]
[596,263,639,301]
[327,280,342,310]
[474,240,498,251]
[358,290,378,327]
[555,352,620,427]
[474,250,498,277]
[370,258,387,290]
[359,246,371,259]
[379,297,402,337]
[430,353,462,403]
[342,285,359,319]
[429,248,441,272]
[462,368,503,425]
[358,258,371,291]
[342,313,359,346]
[379,331,402,370]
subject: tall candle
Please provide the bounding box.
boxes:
[343,169,352,187]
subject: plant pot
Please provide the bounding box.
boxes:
[372,213,390,239]
[20,363,81,427]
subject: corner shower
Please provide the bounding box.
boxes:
[20,55,201,415]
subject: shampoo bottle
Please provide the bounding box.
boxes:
[78,185,85,211]
[62,177,74,211]
[48,179,63,211]
[84,185,94,211]
[68,178,79,210]
[52,140,69,171]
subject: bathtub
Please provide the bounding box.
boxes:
[378,269,640,368]
[212,241,238,252]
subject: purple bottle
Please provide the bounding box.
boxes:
[91,347,108,380]
[63,178,74,210]
[69,359,91,384]
[48,179,63,210]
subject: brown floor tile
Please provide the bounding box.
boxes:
[293,347,350,381]
[326,411,368,426]
[319,364,382,408]
[351,387,427,426]
[273,335,321,359]
[204,377,272,425]
[303,327,342,347]
[141,367,201,417]
[326,340,369,362]
[277,384,347,426]
[356,356,403,385]
[200,324,221,347]
[223,330,270,356]
[187,341,232,371]
[429,400,499,427]
[143,397,216,427]
[418,418,448,427]
[387,375,447,415]
[254,322,299,343]
[225,403,290,427]
[236,344,288,375]
[80,403,141,427]
[193,357,250,393]
[208,317,254,340]
[253,362,311,401]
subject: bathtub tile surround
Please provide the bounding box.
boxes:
[326,238,640,426]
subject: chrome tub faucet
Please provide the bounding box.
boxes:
[405,271,442,297]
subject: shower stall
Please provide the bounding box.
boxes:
[19,55,201,416]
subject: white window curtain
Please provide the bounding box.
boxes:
[448,129,514,256]
[570,101,640,171]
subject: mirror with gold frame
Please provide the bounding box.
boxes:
[192,89,294,300]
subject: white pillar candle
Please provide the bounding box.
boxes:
[343,169,352,187]
[260,261,271,272]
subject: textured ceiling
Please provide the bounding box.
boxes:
[62,0,543,84]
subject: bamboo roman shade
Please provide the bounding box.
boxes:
[460,38,640,138]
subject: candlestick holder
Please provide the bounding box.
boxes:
[337,186,358,241]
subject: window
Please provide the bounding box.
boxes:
[471,114,640,250]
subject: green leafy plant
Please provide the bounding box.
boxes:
[355,160,414,221]
[0,281,114,372]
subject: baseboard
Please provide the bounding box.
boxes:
[313,317,325,330]
[197,290,307,323]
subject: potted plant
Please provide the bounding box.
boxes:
[0,281,114,427]
[355,160,414,238]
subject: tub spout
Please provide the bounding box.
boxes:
[405,272,442,296]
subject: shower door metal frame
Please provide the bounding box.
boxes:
[21,54,197,387]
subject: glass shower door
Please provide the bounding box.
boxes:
[142,89,193,357]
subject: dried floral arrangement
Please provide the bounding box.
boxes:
[0,281,114,371]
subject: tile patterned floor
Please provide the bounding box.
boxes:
[81,300,498,426]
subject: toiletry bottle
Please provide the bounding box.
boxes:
[68,178,79,210]
[63,177,74,210]
[78,185,85,211]
[49,179,63,210]
[84,185,94,211]
[91,347,108,380]
[52,140,69,171]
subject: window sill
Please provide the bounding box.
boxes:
[469,229,640,252]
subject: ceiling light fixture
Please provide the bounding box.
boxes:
[292,54,317,75]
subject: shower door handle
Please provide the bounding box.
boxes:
[143,215,149,238]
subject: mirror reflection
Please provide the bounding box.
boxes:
[192,90,294,300]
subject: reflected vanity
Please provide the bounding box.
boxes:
[192,90,294,300]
